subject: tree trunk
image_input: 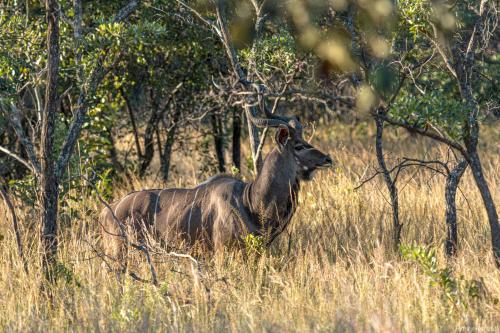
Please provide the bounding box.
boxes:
[39,177,59,281]
[375,115,402,250]
[107,128,124,173]
[140,90,174,177]
[122,89,143,159]
[155,126,163,160]
[232,108,241,171]
[467,150,500,267]
[40,0,60,282]
[211,113,226,173]
[161,111,180,182]
[245,107,263,172]
[140,107,161,177]
[444,160,467,257]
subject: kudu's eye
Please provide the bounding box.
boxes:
[295,145,305,151]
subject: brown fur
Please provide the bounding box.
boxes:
[100,128,332,261]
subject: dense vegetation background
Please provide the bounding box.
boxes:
[0,0,499,331]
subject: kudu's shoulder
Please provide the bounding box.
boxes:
[194,174,249,203]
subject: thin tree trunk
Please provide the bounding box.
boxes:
[140,94,162,177]
[161,111,180,182]
[375,115,402,250]
[245,108,262,172]
[0,183,28,274]
[467,150,500,267]
[156,126,163,160]
[444,160,467,257]
[211,113,226,173]
[40,0,60,282]
[214,1,262,173]
[122,89,143,159]
[39,179,59,280]
[107,128,124,173]
[140,90,176,177]
[457,47,500,265]
[232,108,241,171]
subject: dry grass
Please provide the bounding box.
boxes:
[1,123,499,332]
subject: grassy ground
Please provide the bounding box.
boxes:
[1,123,499,332]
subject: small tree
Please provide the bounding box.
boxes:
[0,0,140,281]
[386,0,500,265]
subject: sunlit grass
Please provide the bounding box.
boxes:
[1,124,499,332]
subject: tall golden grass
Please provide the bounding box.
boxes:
[1,124,499,332]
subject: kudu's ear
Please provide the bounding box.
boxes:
[275,126,290,151]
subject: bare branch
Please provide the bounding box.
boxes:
[214,1,246,80]
[55,53,122,179]
[380,114,470,162]
[83,174,158,286]
[175,0,221,37]
[0,146,34,173]
[0,101,41,174]
[465,0,488,59]
[428,24,459,80]
[355,156,450,190]
[82,238,114,272]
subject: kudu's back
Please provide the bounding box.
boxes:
[100,175,255,260]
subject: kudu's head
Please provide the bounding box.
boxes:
[249,85,333,181]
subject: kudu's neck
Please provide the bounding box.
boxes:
[244,146,300,229]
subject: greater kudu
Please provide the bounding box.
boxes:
[100,96,333,262]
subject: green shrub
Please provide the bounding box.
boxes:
[400,244,497,311]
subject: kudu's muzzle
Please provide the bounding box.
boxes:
[324,155,333,167]
[318,155,334,169]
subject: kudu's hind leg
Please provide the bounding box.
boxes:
[102,232,129,274]
[100,213,130,275]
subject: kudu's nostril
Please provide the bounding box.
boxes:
[325,156,333,166]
